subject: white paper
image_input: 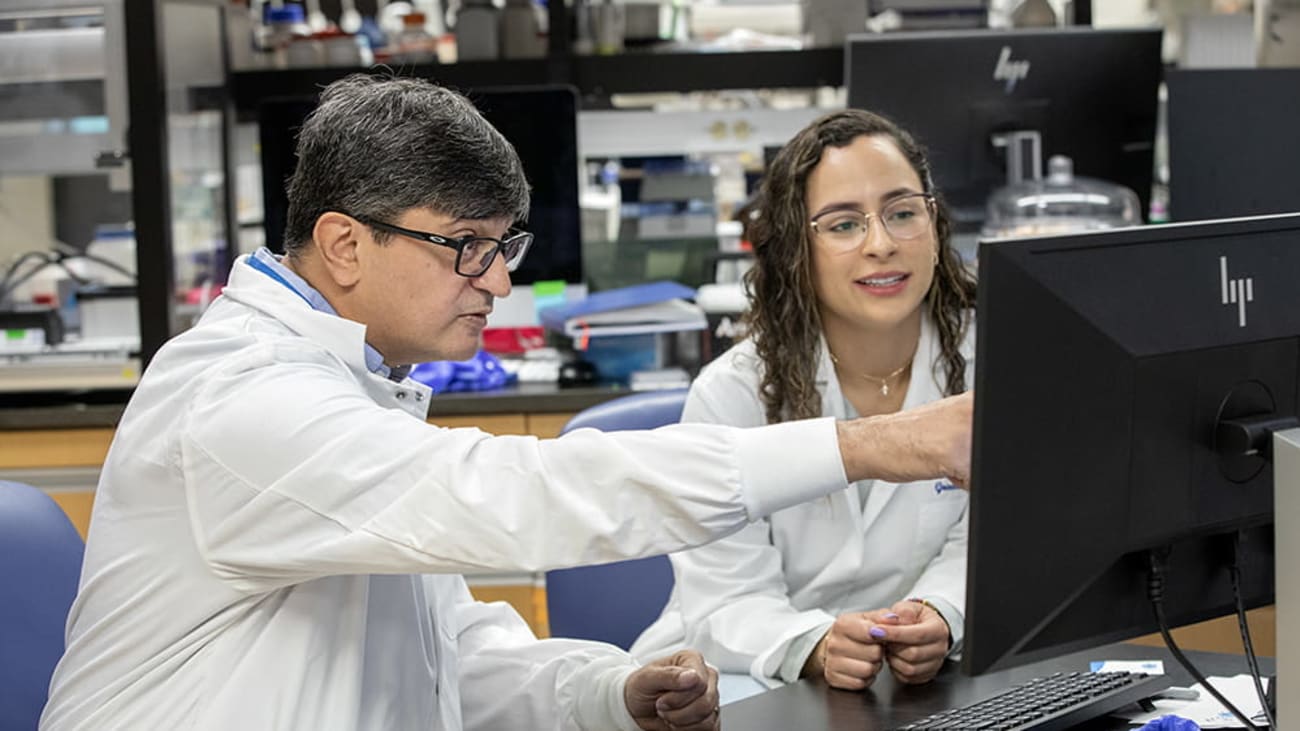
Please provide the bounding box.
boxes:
[1117,674,1269,728]
[1090,660,1166,674]
[563,299,707,337]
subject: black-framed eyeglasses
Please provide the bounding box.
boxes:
[353,215,534,277]
[809,193,936,249]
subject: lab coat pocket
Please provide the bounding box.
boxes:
[911,493,967,566]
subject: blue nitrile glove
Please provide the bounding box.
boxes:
[409,360,456,393]
[410,351,515,393]
[1137,715,1199,731]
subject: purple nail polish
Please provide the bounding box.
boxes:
[869,627,887,639]
[884,612,899,620]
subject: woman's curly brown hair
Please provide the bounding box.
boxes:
[744,109,977,424]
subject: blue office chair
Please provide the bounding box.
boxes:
[546,389,688,650]
[0,481,85,730]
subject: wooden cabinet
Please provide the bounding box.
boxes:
[0,428,115,470]
[430,413,530,435]
[426,410,584,439]
[0,428,113,541]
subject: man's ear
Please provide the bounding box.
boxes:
[312,211,363,288]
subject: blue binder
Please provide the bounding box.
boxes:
[538,281,704,337]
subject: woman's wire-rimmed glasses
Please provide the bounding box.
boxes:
[809,193,936,249]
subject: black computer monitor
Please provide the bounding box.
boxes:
[258,84,583,285]
[1167,68,1300,223]
[964,212,1300,675]
[845,28,1163,231]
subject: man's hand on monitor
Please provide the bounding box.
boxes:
[625,649,720,731]
[836,390,974,488]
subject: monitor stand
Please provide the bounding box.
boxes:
[1275,427,1300,726]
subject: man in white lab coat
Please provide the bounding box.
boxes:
[40,74,974,731]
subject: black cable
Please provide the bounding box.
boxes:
[48,257,94,287]
[0,253,58,305]
[0,250,138,305]
[2,250,50,280]
[1147,549,1260,730]
[0,251,54,293]
[1231,532,1276,730]
[45,250,136,285]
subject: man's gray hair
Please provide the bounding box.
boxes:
[282,74,531,253]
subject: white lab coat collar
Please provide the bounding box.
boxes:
[218,255,432,416]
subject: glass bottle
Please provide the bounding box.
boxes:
[455,0,500,61]
[393,11,437,63]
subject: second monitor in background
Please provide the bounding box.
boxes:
[845,28,1163,232]
[1166,68,1300,223]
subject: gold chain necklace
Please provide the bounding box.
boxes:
[828,352,912,396]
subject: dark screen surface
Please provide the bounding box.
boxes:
[258,84,582,285]
[845,28,1162,231]
[1167,68,1300,223]
[964,213,1300,674]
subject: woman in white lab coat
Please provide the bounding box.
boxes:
[632,109,977,692]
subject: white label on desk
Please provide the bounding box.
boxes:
[1089,659,1166,674]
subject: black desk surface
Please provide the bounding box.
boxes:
[723,642,1275,730]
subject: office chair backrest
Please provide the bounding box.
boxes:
[559,388,689,434]
[0,481,85,730]
[546,389,688,650]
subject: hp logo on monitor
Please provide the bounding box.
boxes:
[993,47,1030,93]
[1220,256,1254,327]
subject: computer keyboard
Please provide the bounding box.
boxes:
[894,670,1172,731]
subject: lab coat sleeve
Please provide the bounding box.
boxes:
[902,498,968,656]
[669,361,838,684]
[179,344,847,592]
[451,580,641,731]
